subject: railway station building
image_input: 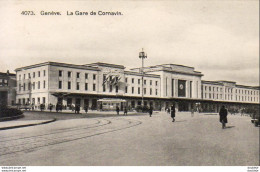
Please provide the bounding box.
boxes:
[15,61,259,112]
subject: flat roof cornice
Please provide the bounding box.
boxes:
[15,62,100,72]
[124,71,160,78]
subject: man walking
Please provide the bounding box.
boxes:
[116,106,120,115]
[149,106,153,117]
[219,105,228,129]
[124,106,128,116]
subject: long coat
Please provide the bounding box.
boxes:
[219,108,228,123]
[171,106,175,118]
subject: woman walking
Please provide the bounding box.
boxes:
[171,104,176,122]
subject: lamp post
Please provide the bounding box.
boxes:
[139,48,147,107]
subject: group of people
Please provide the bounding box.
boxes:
[116,106,129,116]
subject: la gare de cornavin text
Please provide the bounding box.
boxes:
[21,11,123,16]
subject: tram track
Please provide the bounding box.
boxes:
[0,118,102,142]
[0,118,142,156]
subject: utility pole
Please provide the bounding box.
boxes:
[139,48,147,107]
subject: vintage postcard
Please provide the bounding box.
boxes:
[0,0,259,171]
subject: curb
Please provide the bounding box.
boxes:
[0,118,57,131]
[0,114,25,122]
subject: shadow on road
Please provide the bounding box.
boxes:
[225,126,235,129]
[174,120,187,123]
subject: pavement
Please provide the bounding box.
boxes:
[0,110,148,130]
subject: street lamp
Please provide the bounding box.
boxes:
[139,48,147,107]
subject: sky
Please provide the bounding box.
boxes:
[0,0,259,86]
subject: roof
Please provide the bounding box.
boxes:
[15,62,100,72]
[84,62,125,69]
[130,63,203,77]
[202,80,224,86]
[124,71,160,78]
[236,85,260,90]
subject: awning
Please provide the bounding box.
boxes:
[97,98,126,103]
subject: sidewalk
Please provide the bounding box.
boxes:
[0,118,56,130]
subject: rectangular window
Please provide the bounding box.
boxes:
[38,81,40,89]
[125,78,128,83]
[77,72,80,78]
[44,70,46,77]
[209,86,211,91]
[144,80,146,85]
[85,83,88,90]
[85,73,88,79]
[43,80,46,89]
[190,81,192,98]
[205,86,207,91]
[23,83,26,91]
[125,86,128,93]
[38,71,40,77]
[33,72,35,78]
[150,88,152,95]
[150,80,152,85]
[68,71,71,78]
[144,88,146,95]
[93,74,96,80]
[103,85,106,92]
[68,81,71,89]
[59,70,62,77]
[43,97,46,104]
[156,89,158,95]
[109,85,112,92]
[28,83,31,90]
[132,87,134,94]
[59,81,62,89]
[93,84,96,91]
[156,81,158,86]
[132,78,134,83]
[138,79,140,84]
[24,74,26,79]
[138,87,140,94]
[116,86,118,93]
[76,82,80,90]
[28,73,31,79]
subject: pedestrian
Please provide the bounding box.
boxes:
[149,106,153,117]
[124,106,128,116]
[84,105,88,113]
[56,103,59,112]
[116,106,120,115]
[219,105,228,129]
[75,105,80,114]
[49,103,53,112]
[40,103,44,112]
[191,108,194,117]
[171,104,175,122]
